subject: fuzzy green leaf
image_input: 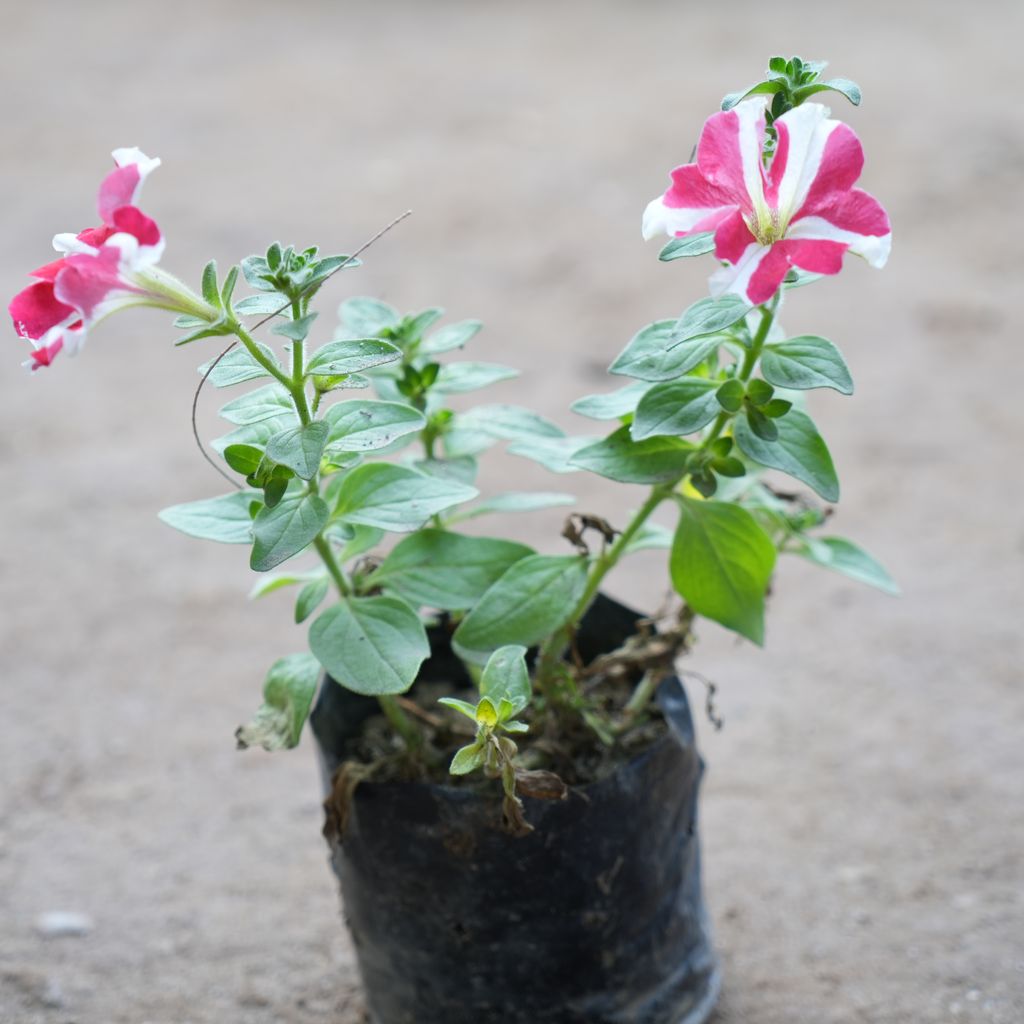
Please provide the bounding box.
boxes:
[671,498,776,645]
[309,596,429,696]
[420,319,482,354]
[307,338,402,376]
[295,577,331,623]
[339,297,401,337]
[332,464,478,532]
[479,645,530,715]
[659,233,716,260]
[158,490,259,544]
[794,536,898,595]
[669,294,751,347]
[734,409,839,502]
[324,400,426,453]
[571,381,651,421]
[631,379,721,440]
[265,422,329,480]
[453,555,588,657]
[609,319,724,382]
[235,653,321,751]
[449,741,486,775]
[760,336,854,395]
[571,425,694,484]
[433,362,519,394]
[370,530,533,609]
[219,383,295,425]
[250,492,329,571]
[198,343,282,388]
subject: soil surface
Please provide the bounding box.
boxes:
[1,2,1022,1022]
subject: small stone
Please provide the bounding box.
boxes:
[35,911,94,938]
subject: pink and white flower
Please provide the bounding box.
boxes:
[9,148,210,371]
[643,99,891,305]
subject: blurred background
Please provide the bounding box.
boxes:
[1,2,1021,1022]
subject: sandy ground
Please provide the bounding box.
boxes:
[1,1,1022,1022]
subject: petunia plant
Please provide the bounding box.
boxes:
[10,57,897,830]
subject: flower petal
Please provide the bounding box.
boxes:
[97,148,160,225]
[786,192,892,268]
[54,247,138,321]
[23,331,65,372]
[112,205,162,248]
[709,242,788,305]
[713,208,756,264]
[696,98,768,218]
[9,280,75,340]
[764,103,842,225]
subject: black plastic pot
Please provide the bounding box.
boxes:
[310,595,720,1024]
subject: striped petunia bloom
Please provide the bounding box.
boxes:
[642,98,891,305]
[9,148,211,371]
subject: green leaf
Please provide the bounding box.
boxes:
[745,405,779,441]
[716,378,745,413]
[199,343,281,388]
[158,491,259,544]
[794,537,899,595]
[404,307,445,340]
[447,491,575,522]
[571,381,651,421]
[455,404,565,441]
[251,492,329,571]
[671,498,776,645]
[223,444,264,476]
[219,383,295,425]
[659,233,716,260]
[571,425,694,484]
[332,464,478,532]
[333,524,384,563]
[506,436,594,474]
[746,378,775,406]
[433,362,519,394]
[609,319,724,382]
[235,654,321,751]
[631,378,721,440]
[793,78,861,106]
[761,336,854,395]
[233,293,289,316]
[449,742,486,775]
[670,294,751,347]
[438,697,479,722]
[721,79,786,110]
[323,400,425,453]
[201,260,220,307]
[211,414,299,455]
[453,554,588,656]
[271,313,318,343]
[370,530,533,609]
[339,297,401,337]
[306,338,402,375]
[734,409,840,502]
[309,596,429,696]
[295,577,330,623]
[265,422,329,480]
[220,266,239,307]
[479,645,530,715]
[420,319,482,354]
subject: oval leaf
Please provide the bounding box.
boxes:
[158,491,258,544]
[795,536,899,595]
[251,492,329,571]
[235,653,321,751]
[339,297,401,337]
[479,645,530,715]
[609,320,725,382]
[332,464,478,532]
[198,343,281,388]
[734,409,840,502]
[659,233,715,261]
[571,425,693,484]
[266,422,329,480]
[671,498,776,645]
[370,530,533,609]
[219,383,295,425]
[453,555,588,656]
[631,378,721,440]
[309,596,429,696]
[324,400,426,453]
[306,338,402,375]
[760,336,854,395]
[571,381,651,421]
[433,362,519,394]
[669,294,751,347]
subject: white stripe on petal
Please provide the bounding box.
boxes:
[709,241,768,299]
[734,98,770,226]
[773,104,835,228]
[53,232,99,255]
[642,195,732,240]
[786,215,892,268]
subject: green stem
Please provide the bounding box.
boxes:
[229,320,294,391]
[378,695,422,750]
[535,485,671,691]
[313,535,349,597]
[623,670,664,717]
